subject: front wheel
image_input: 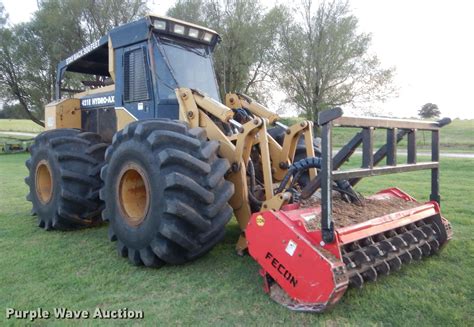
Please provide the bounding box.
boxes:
[100,119,234,266]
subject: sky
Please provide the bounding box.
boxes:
[3,0,474,119]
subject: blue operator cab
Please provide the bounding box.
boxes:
[53,15,221,141]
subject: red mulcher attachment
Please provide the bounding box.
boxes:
[247,188,452,312]
[246,109,453,312]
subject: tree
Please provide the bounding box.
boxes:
[0,1,7,27]
[418,103,440,119]
[0,25,48,126]
[80,0,147,39]
[0,103,29,119]
[276,0,395,134]
[168,0,285,102]
[0,0,147,126]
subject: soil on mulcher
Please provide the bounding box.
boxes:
[300,195,421,229]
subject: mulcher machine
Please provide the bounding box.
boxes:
[25,15,452,312]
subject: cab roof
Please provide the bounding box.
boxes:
[57,15,220,77]
[147,14,219,35]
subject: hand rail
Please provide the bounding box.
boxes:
[303,107,451,244]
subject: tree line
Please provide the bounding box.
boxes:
[0,0,395,131]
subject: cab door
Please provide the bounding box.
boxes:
[118,44,155,120]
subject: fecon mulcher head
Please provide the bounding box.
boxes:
[25,15,452,312]
[246,110,452,311]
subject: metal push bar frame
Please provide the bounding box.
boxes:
[313,108,451,244]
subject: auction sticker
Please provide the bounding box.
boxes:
[256,215,265,227]
[285,240,297,256]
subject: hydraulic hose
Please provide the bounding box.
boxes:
[276,157,361,203]
[247,160,263,209]
[276,157,322,194]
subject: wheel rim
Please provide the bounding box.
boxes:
[35,160,53,204]
[118,163,150,226]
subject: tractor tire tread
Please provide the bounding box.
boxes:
[101,119,233,266]
[25,129,106,230]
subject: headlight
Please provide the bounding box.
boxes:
[203,32,213,42]
[153,19,166,30]
[188,28,199,38]
[174,24,185,35]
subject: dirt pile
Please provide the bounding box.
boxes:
[300,195,420,228]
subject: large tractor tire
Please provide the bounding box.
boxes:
[25,129,107,230]
[100,119,234,266]
[268,126,321,187]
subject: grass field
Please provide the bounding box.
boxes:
[331,118,474,152]
[1,118,473,152]
[0,153,472,326]
[0,119,45,133]
[281,117,474,152]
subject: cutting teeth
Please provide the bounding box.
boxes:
[420,242,432,256]
[361,266,377,282]
[409,246,423,260]
[350,274,364,289]
[344,217,443,289]
[374,260,390,275]
[429,239,440,253]
[387,256,402,271]
[399,251,413,264]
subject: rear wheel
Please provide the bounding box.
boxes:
[25,129,107,229]
[100,119,234,266]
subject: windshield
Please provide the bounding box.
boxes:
[159,38,220,101]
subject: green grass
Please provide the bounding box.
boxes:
[0,137,25,144]
[0,153,472,325]
[0,119,44,133]
[1,118,473,152]
[0,136,34,142]
[439,119,474,150]
[282,117,474,152]
[332,118,474,152]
